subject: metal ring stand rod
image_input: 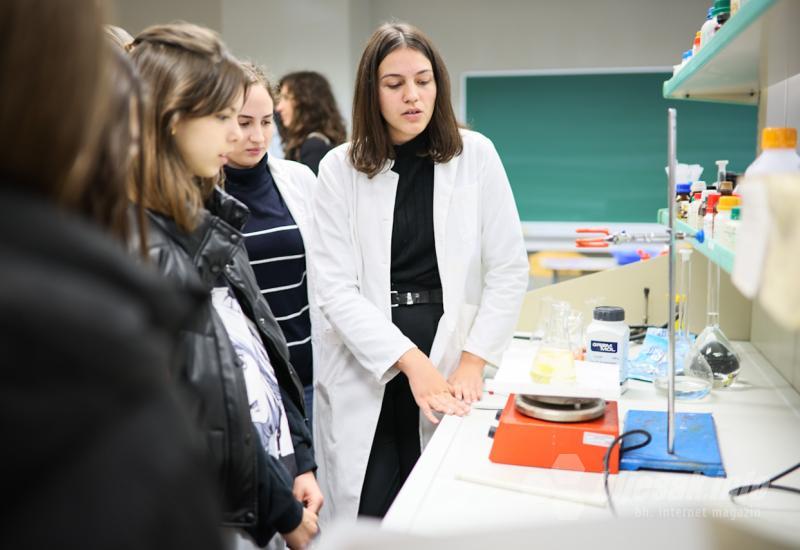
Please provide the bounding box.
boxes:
[667,108,677,454]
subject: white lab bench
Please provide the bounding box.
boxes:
[383,341,800,546]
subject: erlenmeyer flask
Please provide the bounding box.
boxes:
[689,262,741,388]
[531,301,576,384]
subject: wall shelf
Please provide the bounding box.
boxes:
[658,208,734,274]
[662,0,778,104]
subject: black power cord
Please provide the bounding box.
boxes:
[603,434,800,515]
[729,461,800,501]
[603,429,652,516]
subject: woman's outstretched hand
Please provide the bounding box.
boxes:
[447,351,486,405]
[396,348,470,423]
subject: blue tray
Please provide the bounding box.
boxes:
[620,410,725,477]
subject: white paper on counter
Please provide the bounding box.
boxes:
[486,339,621,401]
[456,460,608,508]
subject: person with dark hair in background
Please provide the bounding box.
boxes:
[276,71,346,175]
[311,22,529,523]
[0,1,224,548]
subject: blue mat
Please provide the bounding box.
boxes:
[620,410,725,477]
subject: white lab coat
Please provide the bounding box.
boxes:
[264,156,325,383]
[311,129,529,524]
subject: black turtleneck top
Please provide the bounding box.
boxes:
[223,155,312,387]
[390,132,442,291]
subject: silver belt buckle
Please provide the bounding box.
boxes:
[390,290,398,308]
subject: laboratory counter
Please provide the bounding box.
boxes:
[383,341,800,546]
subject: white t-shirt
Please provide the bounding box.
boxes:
[211,286,295,474]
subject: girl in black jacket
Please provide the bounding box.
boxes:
[129,22,319,548]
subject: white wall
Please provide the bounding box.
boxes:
[112,0,711,126]
[109,0,222,35]
[220,0,364,126]
[367,0,709,115]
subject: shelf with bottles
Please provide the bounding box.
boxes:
[657,208,735,274]
[662,0,783,104]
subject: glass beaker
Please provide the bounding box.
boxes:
[687,262,740,388]
[654,353,713,399]
[530,301,576,384]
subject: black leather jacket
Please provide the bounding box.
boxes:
[141,188,312,529]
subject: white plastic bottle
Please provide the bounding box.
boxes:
[700,6,717,47]
[714,196,740,248]
[744,128,800,176]
[733,127,800,298]
[719,206,740,249]
[585,306,630,390]
[687,181,705,228]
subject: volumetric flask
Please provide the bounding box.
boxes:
[690,262,741,387]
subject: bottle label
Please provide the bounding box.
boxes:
[590,340,618,354]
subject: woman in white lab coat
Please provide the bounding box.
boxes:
[312,22,529,523]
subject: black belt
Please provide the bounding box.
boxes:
[390,288,443,307]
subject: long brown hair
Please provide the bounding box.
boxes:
[130,22,248,232]
[0,0,108,218]
[279,71,346,161]
[82,46,146,244]
[350,23,462,178]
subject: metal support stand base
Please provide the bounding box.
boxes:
[619,410,726,477]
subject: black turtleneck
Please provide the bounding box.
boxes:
[390,132,441,291]
[223,155,313,388]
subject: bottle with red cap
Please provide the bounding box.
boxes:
[703,192,722,239]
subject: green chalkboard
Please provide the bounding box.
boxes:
[464,71,758,222]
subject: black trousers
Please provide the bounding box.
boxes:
[358,302,444,518]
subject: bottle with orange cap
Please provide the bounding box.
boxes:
[745,127,800,177]
[718,205,741,249]
[732,128,799,300]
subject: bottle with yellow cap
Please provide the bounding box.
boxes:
[718,205,740,249]
[744,127,800,177]
[713,194,741,241]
